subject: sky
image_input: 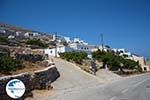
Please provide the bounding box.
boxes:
[0,0,150,58]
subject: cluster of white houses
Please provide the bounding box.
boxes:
[44,36,150,72]
[0,28,41,39]
[45,37,97,58]
[112,48,150,71]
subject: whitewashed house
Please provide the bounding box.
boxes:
[16,31,22,36]
[8,35,15,39]
[112,48,132,57]
[73,38,88,45]
[64,37,72,43]
[44,46,74,57]
[91,45,112,52]
[112,48,150,71]
[33,32,39,37]
[44,42,97,58]
[24,32,30,37]
[69,43,97,59]
[0,29,6,33]
[69,43,97,54]
[128,54,150,71]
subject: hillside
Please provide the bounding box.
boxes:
[0,23,44,35]
[0,23,52,39]
[0,23,53,48]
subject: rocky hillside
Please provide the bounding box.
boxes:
[0,23,54,48]
[0,23,52,40]
[0,23,44,36]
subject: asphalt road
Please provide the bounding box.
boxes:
[37,58,150,100]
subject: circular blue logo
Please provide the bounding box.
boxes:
[6,79,25,99]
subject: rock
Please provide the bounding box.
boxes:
[0,66,60,99]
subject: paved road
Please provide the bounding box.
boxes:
[36,58,150,100]
[50,58,103,90]
[96,69,122,82]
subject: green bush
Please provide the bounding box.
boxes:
[0,56,23,74]
[26,39,48,48]
[0,47,10,56]
[59,51,87,64]
[92,49,142,72]
[0,36,8,44]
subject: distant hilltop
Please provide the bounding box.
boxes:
[0,22,42,34]
[0,22,50,38]
[0,23,53,48]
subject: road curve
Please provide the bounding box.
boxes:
[36,58,150,100]
[51,58,103,90]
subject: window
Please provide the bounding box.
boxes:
[120,51,123,53]
[144,67,147,71]
[50,51,52,53]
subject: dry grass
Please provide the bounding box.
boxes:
[0,61,46,77]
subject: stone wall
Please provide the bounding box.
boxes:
[16,54,44,63]
[9,47,44,57]
[0,65,60,100]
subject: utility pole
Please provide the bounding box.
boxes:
[100,33,104,51]
[55,32,57,57]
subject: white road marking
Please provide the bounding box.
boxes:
[122,88,128,93]
[121,77,150,94]
[110,96,117,100]
[134,77,150,87]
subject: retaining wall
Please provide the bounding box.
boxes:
[0,65,60,100]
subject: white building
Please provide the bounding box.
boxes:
[24,32,30,37]
[0,29,6,33]
[24,32,40,37]
[69,43,97,59]
[69,43,97,54]
[91,45,112,52]
[44,46,74,57]
[112,48,131,57]
[32,32,39,37]
[99,45,112,52]
[44,42,97,58]
[73,38,80,43]
[73,38,88,45]
[8,35,15,39]
[52,34,56,41]
[128,54,150,71]
[112,48,150,71]
[16,31,22,36]
[64,37,72,43]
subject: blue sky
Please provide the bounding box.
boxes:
[0,0,150,58]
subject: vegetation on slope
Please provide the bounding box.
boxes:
[0,55,23,74]
[92,49,142,73]
[59,51,87,64]
[0,36,8,44]
[26,39,48,48]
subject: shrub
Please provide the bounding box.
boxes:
[0,56,23,74]
[0,47,10,56]
[59,51,87,64]
[0,36,8,44]
[26,39,48,48]
[92,49,141,72]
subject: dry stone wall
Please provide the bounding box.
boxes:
[0,65,60,100]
